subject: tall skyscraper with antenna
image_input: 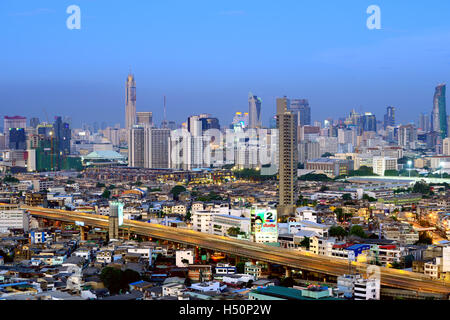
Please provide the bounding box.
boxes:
[125,73,136,131]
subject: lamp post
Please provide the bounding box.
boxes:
[407,160,412,178]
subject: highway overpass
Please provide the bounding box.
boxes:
[22,205,450,295]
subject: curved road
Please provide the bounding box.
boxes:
[23,206,450,295]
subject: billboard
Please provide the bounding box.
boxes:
[109,201,124,226]
[254,209,277,234]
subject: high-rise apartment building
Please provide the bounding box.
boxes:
[144,128,170,168]
[289,99,311,126]
[248,93,262,129]
[431,84,448,139]
[276,97,298,216]
[125,73,137,131]
[128,125,145,167]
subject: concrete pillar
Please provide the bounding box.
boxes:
[285,267,292,278]
[80,226,87,241]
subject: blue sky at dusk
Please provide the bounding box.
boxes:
[2,0,450,128]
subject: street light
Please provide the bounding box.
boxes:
[407,160,412,178]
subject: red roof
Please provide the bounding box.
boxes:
[4,116,26,120]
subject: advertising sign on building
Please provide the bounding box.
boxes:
[252,208,278,243]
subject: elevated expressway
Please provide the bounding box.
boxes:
[22,206,450,295]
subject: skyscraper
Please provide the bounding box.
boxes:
[248,93,262,129]
[276,97,298,217]
[289,99,311,126]
[383,106,395,129]
[431,83,447,139]
[419,113,430,132]
[362,113,377,132]
[53,116,71,155]
[125,73,137,131]
[4,116,26,148]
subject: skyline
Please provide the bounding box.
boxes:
[2,1,450,127]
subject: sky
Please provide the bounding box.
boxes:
[1,0,450,128]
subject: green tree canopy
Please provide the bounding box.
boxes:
[170,185,187,200]
[329,225,348,239]
[349,225,367,238]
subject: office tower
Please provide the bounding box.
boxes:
[383,106,395,129]
[419,113,430,132]
[362,113,377,132]
[128,125,145,167]
[8,128,26,150]
[136,112,153,127]
[431,84,448,139]
[144,128,170,168]
[29,117,40,129]
[53,116,71,155]
[248,93,262,129]
[398,124,417,149]
[289,99,311,126]
[125,73,137,131]
[4,116,27,148]
[276,97,298,216]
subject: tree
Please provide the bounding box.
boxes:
[415,233,433,245]
[298,173,331,182]
[413,182,431,195]
[384,170,399,176]
[349,225,366,238]
[349,166,377,177]
[101,189,111,199]
[300,237,310,250]
[100,267,124,295]
[236,261,245,273]
[329,226,348,239]
[96,182,106,188]
[342,193,352,201]
[3,176,19,184]
[362,194,377,202]
[321,152,334,158]
[280,276,295,287]
[319,185,329,192]
[170,185,186,200]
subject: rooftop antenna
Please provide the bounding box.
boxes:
[163,95,167,127]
